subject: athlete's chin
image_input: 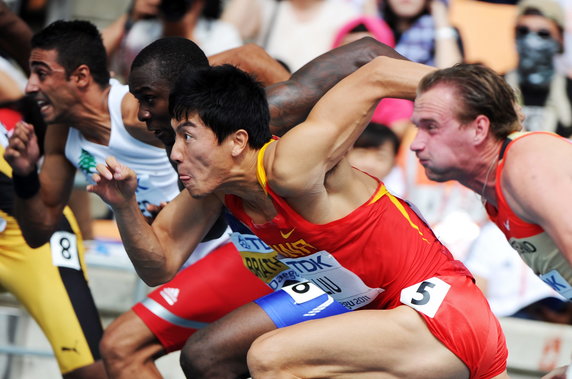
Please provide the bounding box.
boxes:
[423,167,449,183]
[41,110,57,124]
[185,187,208,199]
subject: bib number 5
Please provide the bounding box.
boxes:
[400,277,450,318]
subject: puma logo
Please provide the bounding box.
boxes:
[61,341,79,354]
[280,228,295,239]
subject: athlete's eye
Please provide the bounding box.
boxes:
[143,96,155,106]
[34,69,47,80]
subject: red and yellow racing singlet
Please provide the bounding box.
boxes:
[225,139,471,310]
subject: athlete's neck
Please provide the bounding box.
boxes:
[464,138,503,207]
[72,84,112,145]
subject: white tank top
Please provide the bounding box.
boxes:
[65,79,180,217]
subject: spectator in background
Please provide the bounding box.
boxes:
[0,0,31,76]
[347,122,405,197]
[504,0,572,138]
[332,16,413,137]
[378,0,463,68]
[102,0,242,81]
[0,0,30,102]
[221,0,359,72]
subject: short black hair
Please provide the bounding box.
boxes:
[170,64,271,148]
[354,122,400,155]
[131,37,209,88]
[31,20,110,87]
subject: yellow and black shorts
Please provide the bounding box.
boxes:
[0,207,103,374]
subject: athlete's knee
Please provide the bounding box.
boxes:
[180,332,211,377]
[247,331,285,377]
[181,330,249,379]
[99,319,134,365]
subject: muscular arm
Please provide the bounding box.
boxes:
[115,192,223,285]
[208,43,290,87]
[269,56,434,195]
[502,135,572,266]
[88,158,224,285]
[266,37,410,136]
[15,124,76,247]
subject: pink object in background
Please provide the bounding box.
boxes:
[333,17,414,127]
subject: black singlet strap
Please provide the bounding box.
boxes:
[498,137,512,160]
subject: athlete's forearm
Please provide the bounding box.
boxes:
[209,44,290,87]
[13,162,73,248]
[111,199,177,286]
[273,56,434,181]
[14,193,66,248]
[267,37,408,136]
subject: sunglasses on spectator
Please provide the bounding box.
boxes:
[515,25,553,40]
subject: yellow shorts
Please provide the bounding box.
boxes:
[0,207,103,374]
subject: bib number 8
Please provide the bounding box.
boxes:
[50,231,81,270]
[400,277,450,318]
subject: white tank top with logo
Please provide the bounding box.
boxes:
[64,79,179,217]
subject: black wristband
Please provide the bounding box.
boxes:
[13,168,40,199]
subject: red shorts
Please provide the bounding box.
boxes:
[132,242,272,352]
[397,275,507,379]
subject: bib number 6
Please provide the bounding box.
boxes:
[400,277,450,318]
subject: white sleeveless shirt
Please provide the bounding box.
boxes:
[64,80,180,217]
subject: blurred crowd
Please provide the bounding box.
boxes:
[2,0,572,326]
[1,0,572,376]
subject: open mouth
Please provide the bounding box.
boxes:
[36,99,51,114]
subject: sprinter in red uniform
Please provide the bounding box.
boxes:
[88,52,508,378]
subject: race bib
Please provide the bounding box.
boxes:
[282,281,328,304]
[231,233,302,290]
[541,270,572,300]
[281,250,383,310]
[400,277,450,318]
[232,233,384,310]
[50,231,80,270]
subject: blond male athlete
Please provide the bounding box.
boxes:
[410,63,572,379]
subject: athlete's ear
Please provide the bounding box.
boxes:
[473,115,490,145]
[72,64,91,89]
[230,129,249,157]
